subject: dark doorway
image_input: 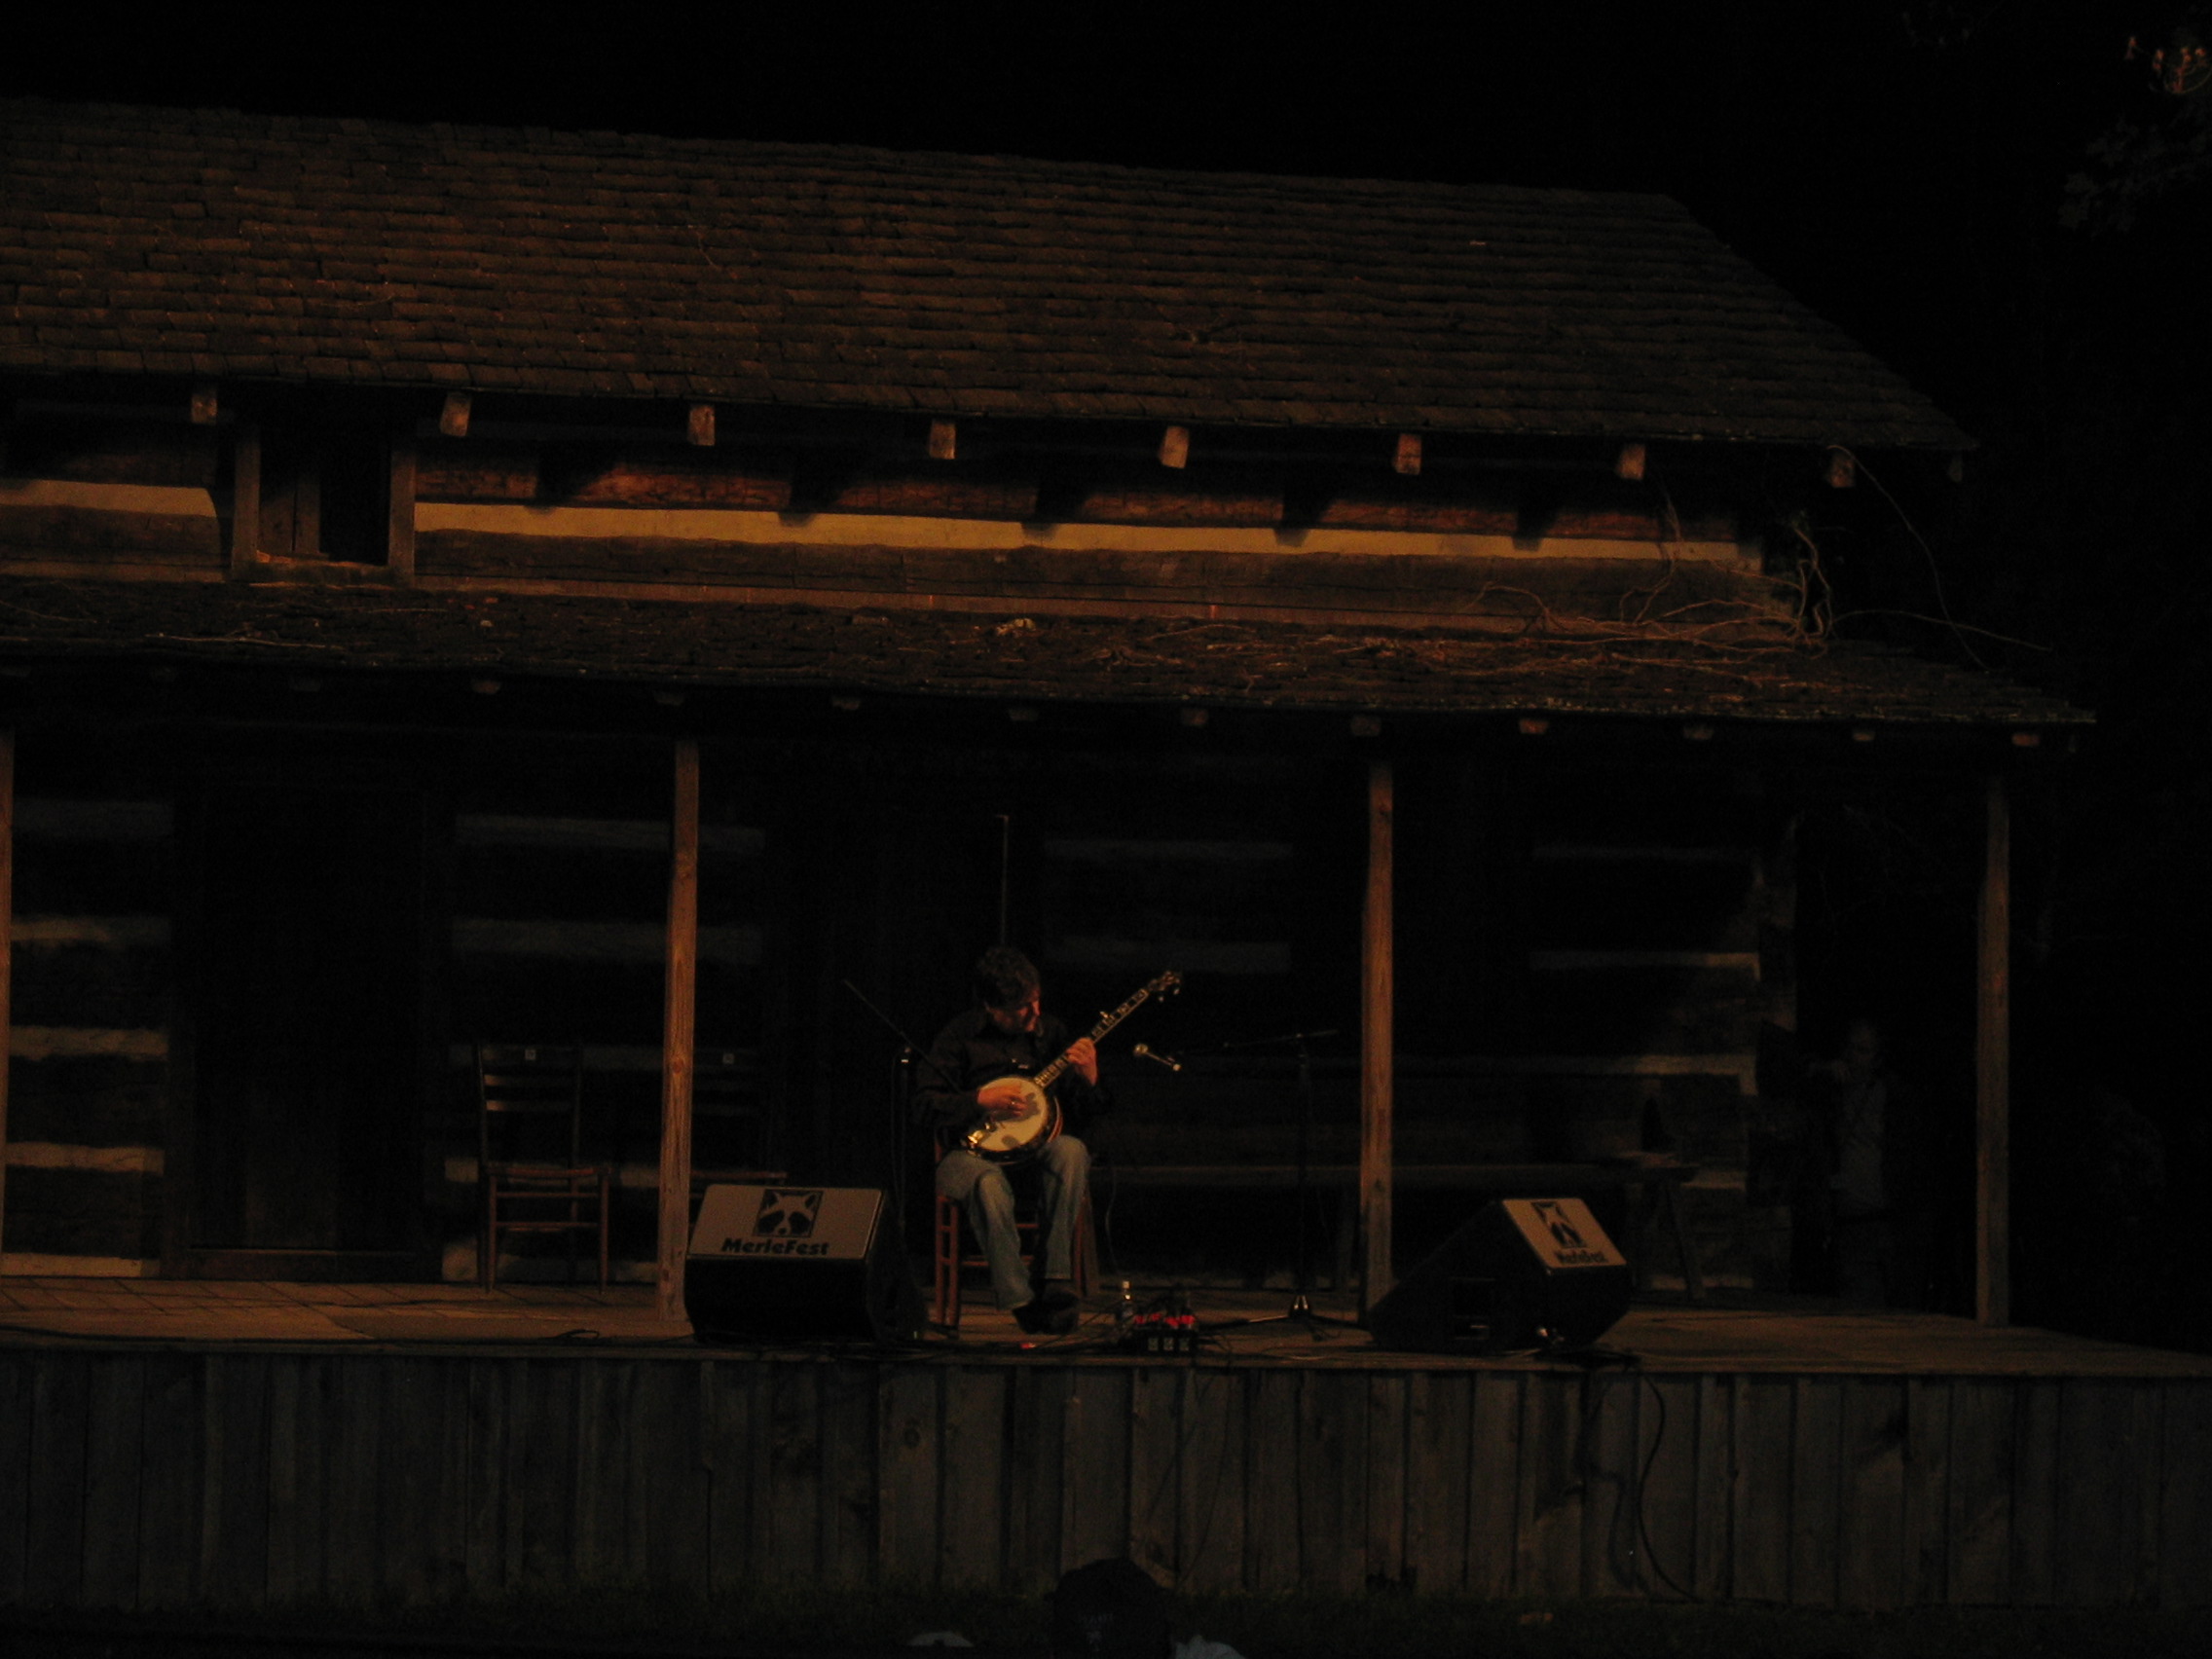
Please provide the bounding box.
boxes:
[188,784,428,1263]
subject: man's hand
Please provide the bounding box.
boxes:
[977,1077,1033,1118]
[1066,1037,1099,1088]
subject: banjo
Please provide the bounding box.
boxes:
[957,969,1182,1162]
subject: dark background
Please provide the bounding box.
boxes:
[9,2,2206,1343]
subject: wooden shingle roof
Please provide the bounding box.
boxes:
[0,578,2084,729]
[1,99,1967,450]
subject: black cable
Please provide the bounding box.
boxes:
[1634,1367,1698,1602]
[1128,1351,1223,1576]
[1557,1346,1690,1600]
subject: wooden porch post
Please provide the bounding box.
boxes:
[1360,757,1395,1313]
[0,729,13,1272]
[387,438,417,586]
[1976,772,2010,1326]
[656,737,701,1321]
[228,424,260,579]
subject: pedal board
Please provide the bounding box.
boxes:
[1118,1288,1198,1356]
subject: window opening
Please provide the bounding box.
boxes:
[259,424,388,563]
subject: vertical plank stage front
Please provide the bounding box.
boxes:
[1360,757,1395,1312]
[1977,773,2010,1327]
[0,728,13,1269]
[657,738,702,1320]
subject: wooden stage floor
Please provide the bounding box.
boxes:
[6,1275,2211,1612]
[4,1276,2207,1376]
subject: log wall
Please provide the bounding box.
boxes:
[411,442,1738,542]
[3,796,175,1276]
[3,415,1774,638]
[440,769,771,1283]
[0,729,1806,1294]
[1511,768,1788,1292]
[1083,756,1788,1292]
[0,1346,2205,1611]
[0,420,225,577]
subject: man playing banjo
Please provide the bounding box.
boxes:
[914,945,1107,1335]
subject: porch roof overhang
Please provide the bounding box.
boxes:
[1,99,1971,455]
[0,576,2087,735]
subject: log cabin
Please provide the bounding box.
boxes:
[0,96,2083,1316]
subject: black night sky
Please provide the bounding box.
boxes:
[9,3,2209,1345]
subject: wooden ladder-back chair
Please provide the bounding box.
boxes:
[476,1041,612,1288]
[932,1157,1094,1329]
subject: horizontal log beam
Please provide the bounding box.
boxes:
[1107,1161,1699,1190]
[0,436,221,490]
[418,531,1788,622]
[418,448,791,509]
[1054,477,1279,526]
[824,470,1036,519]
[412,453,1736,540]
[0,504,223,562]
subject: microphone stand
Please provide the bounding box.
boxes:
[1174,1027,1358,1337]
[840,978,968,1246]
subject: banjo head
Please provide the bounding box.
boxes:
[962,1077,1056,1157]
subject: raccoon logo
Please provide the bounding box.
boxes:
[1532,1199,1588,1252]
[754,1189,823,1238]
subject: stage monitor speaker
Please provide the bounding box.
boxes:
[684,1183,926,1345]
[1368,1197,1632,1355]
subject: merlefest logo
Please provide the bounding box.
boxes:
[1530,1198,1613,1269]
[718,1188,830,1256]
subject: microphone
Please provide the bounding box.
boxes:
[1133,1043,1183,1073]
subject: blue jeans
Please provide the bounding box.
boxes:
[935,1135,1089,1309]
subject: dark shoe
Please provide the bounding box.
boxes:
[1014,1290,1080,1337]
[1040,1288,1080,1334]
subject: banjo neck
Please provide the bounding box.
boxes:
[1026,977,1170,1092]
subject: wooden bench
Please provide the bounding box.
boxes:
[1101,1160,1706,1300]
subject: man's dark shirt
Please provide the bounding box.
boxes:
[912,1007,1111,1138]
